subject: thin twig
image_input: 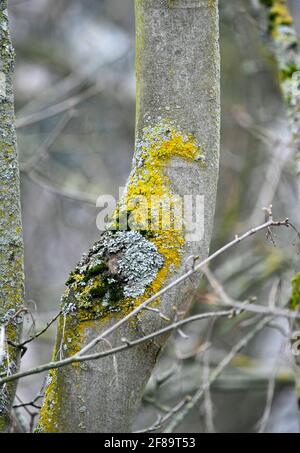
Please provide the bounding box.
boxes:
[203,265,296,320]
[257,339,287,433]
[20,111,74,172]
[164,316,273,432]
[0,215,297,386]
[203,319,216,433]
[23,170,97,205]
[16,83,104,128]
[18,310,62,348]
[77,215,294,359]
[0,310,234,385]
[135,396,192,433]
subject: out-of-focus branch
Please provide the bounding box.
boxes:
[0,211,298,387]
[17,310,62,349]
[16,83,104,129]
[20,111,74,172]
[19,109,98,206]
[164,316,273,432]
[257,4,300,406]
[22,170,98,205]
[76,211,298,360]
[0,310,234,386]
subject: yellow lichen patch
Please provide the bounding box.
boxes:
[37,368,60,432]
[64,121,203,322]
[271,1,292,25]
[116,119,204,308]
[268,0,292,37]
[37,315,93,432]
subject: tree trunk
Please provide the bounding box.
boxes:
[38,0,220,433]
[0,0,25,433]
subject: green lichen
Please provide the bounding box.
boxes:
[290,272,300,310]
[62,229,165,322]
[279,62,299,82]
[167,0,178,7]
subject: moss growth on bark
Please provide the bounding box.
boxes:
[0,0,24,432]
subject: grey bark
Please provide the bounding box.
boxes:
[0,0,25,433]
[38,0,220,433]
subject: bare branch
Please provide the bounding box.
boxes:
[77,214,295,360]
[20,111,74,172]
[0,310,233,386]
[164,316,273,432]
[16,83,104,129]
[202,266,293,319]
[0,214,298,387]
[18,310,62,348]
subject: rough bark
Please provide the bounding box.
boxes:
[38,0,220,433]
[0,0,25,432]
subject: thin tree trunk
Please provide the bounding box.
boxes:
[38,0,220,433]
[258,0,300,428]
[0,0,25,432]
